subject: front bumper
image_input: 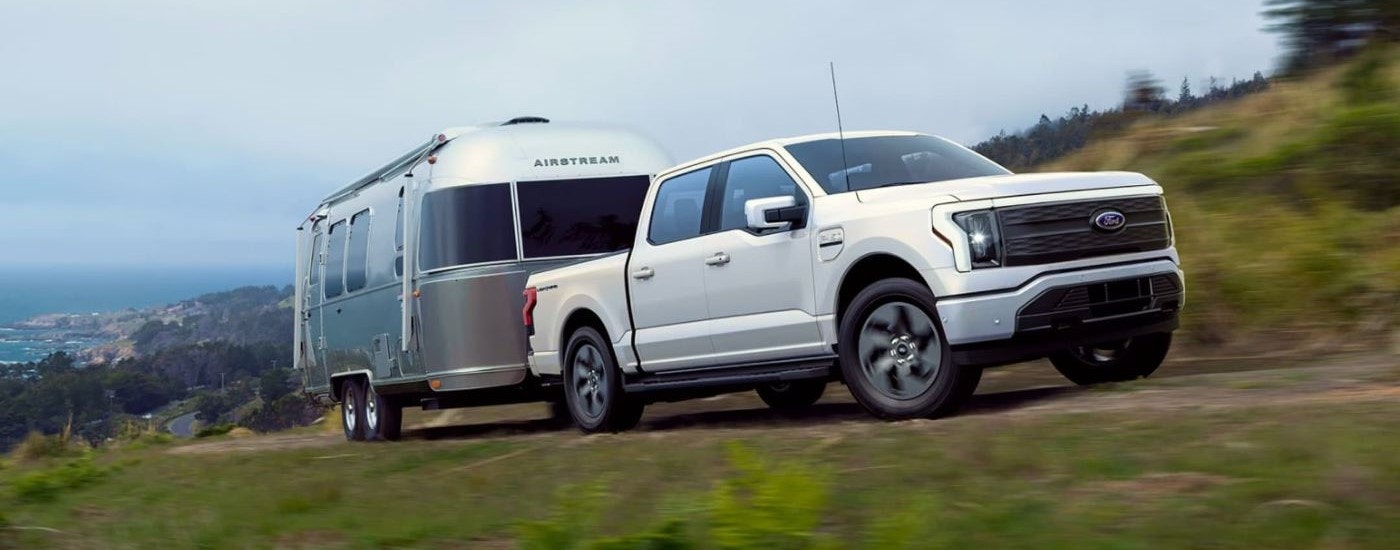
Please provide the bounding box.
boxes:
[934,259,1183,365]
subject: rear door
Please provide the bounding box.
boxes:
[627,167,716,371]
[700,155,824,365]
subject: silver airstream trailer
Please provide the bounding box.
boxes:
[293,117,673,441]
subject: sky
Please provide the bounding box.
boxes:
[0,0,1281,270]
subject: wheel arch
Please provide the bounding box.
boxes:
[835,253,929,328]
[560,308,610,352]
[329,370,371,403]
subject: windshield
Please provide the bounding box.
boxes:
[785,134,1011,194]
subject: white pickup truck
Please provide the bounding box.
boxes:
[523,131,1183,432]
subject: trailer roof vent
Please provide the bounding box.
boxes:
[502,116,550,126]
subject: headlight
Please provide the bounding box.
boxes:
[954,210,1001,268]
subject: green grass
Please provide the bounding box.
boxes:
[2,397,1398,548]
[1043,48,1400,348]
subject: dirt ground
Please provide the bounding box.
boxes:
[170,352,1400,456]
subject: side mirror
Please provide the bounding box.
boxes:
[744,196,807,232]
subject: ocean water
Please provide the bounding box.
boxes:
[0,327,107,365]
[0,265,292,364]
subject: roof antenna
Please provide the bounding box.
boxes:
[829,62,851,191]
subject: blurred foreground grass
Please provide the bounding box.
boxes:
[2,363,1399,549]
[1044,47,1399,349]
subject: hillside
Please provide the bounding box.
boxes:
[1036,48,1399,352]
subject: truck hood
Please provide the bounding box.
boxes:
[854,171,1160,204]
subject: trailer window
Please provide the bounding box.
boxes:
[518,175,650,258]
[346,210,371,293]
[394,189,404,278]
[324,219,347,298]
[419,184,518,270]
[308,231,322,289]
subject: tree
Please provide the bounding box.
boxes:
[1124,71,1166,111]
[1178,76,1193,103]
[258,368,296,402]
[1264,0,1399,73]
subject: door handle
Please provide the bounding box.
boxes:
[632,267,655,280]
[705,252,731,266]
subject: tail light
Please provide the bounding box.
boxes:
[522,287,538,334]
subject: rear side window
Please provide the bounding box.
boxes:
[648,168,711,245]
[518,175,651,258]
[419,184,518,270]
[345,210,371,293]
[717,156,807,232]
[324,220,347,298]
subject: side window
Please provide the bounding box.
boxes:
[418,183,518,270]
[647,168,712,245]
[718,156,807,232]
[308,231,322,289]
[345,210,371,293]
[324,220,347,299]
[394,189,404,278]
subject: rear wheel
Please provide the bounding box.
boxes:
[1049,332,1172,386]
[361,383,402,441]
[341,379,366,442]
[563,327,644,434]
[756,379,826,410]
[838,278,980,420]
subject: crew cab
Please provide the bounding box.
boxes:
[524,131,1183,431]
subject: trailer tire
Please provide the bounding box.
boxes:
[1048,332,1172,386]
[756,380,826,410]
[361,383,402,442]
[563,326,644,434]
[341,379,367,442]
[838,278,977,420]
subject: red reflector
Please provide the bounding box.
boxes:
[522,287,538,327]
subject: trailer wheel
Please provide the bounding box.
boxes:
[341,379,367,441]
[361,383,402,441]
[838,278,979,420]
[563,326,643,434]
[756,380,826,410]
[1048,332,1172,386]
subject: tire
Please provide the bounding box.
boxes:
[838,278,979,420]
[361,383,402,442]
[341,379,366,442]
[756,379,826,410]
[563,326,644,434]
[1049,332,1172,386]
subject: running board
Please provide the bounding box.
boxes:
[622,357,835,393]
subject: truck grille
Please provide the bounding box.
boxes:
[998,196,1170,266]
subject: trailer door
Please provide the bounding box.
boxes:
[304,223,329,388]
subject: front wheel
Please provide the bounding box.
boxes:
[756,379,826,410]
[1049,332,1172,386]
[838,278,980,420]
[563,327,644,434]
[341,380,366,442]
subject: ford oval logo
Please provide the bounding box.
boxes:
[1092,210,1127,232]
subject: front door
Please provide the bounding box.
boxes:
[628,166,715,372]
[701,155,824,365]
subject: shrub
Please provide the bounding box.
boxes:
[10,454,108,503]
[10,431,80,462]
[195,424,236,438]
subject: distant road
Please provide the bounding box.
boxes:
[168,412,199,438]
